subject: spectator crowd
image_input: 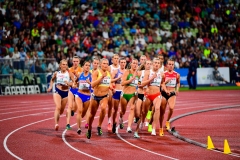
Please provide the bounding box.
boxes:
[0,0,240,83]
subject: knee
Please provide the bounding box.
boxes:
[129,106,135,111]
[77,109,83,115]
[169,108,174,112]
[55,107,61,112]
[154,106,160,112]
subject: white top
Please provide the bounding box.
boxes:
[56,71,70,86]
[110,64,120,74]
[149,69,162,87]
[159,65,164,72]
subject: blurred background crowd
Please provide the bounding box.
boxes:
[0,0,240,85]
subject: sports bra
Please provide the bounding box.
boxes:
[78,72,92,90]
[127,71,139,87]
[149,69,162,87]
[56,71,70,86]
[97,69,111,87]
[114,69,123,84]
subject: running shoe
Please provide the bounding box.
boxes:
[85,123,89,129]
[133,117,136,123]
[134,132,140,138]
[77,129,81,135]
[159,128,164,137]
[151,129,156,136]
[107,123,112,131]
[112,123,116,133]
[71,110,74,116]
[148,124,152,132]
[135,117,140,123]
[97,127,103,136]
[119,118,124,129]
[86,130,91,139]
[146,110,152,120]
[66,124,71,130]
[55,124,59,131]
[165,121,170,130]
[126,127,132,133]
[145,122,149,127]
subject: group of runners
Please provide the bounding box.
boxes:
[47,54,180,139]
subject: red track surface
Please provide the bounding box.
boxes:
[0,90,240,160]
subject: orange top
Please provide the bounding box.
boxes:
[68,66,82,77]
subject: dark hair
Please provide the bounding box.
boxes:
[83,61,90,66]
[167,58,175,64]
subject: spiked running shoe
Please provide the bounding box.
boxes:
[119,118,124,129]
[148,124,152,132]
[151,129,156,136]
[97,127,103,136]
[77,129,81,135]
[166,121,170,130]
[112,123,117,133]
[86,130,91,139]
[107,123,112,131]
[134,132,140,138]
[85,123,89,129]
[55,124,59,131]
[66,124,71,130]
[145,122,149,127]
[159,128,164,136]
[126,127,132,133]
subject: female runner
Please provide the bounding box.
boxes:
[160,59,180,136]
[47,59,75,131]
[74,61,92,134]
[110,58,126,133]
[140,58,164,136]
[119,59,139,133]
[133,60,152,137]
[86,58,113,139]
[66,56,82,130]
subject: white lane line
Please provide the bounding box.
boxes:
[116,120,178,160]
[0,111,53,122]
[0,104,54,111]
[0,107,53,115]
[3,117,55,160]
[62,117,102,160]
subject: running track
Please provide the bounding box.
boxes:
[0,90,240,160]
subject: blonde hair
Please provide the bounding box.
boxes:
[100,58,109,64]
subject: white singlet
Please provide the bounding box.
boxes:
[56,71,70,86]
[149,69,162,87]
[110,64,120,74]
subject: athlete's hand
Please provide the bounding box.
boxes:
[64,81,69,86]
[165,79,171,84]
[175,90,179,96]
[118,74,122,79]
[47,87,52,92]
[151,73,157,81]
[86,78,91,84]
[72,83,77,88]
[101,72,107,79]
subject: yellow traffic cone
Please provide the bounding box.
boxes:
[207,136,215,150]
[224,139,231,154]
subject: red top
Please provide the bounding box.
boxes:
[164,71,178,88]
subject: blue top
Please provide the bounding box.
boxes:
[78,72,92,90]
[114,69,123,84]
